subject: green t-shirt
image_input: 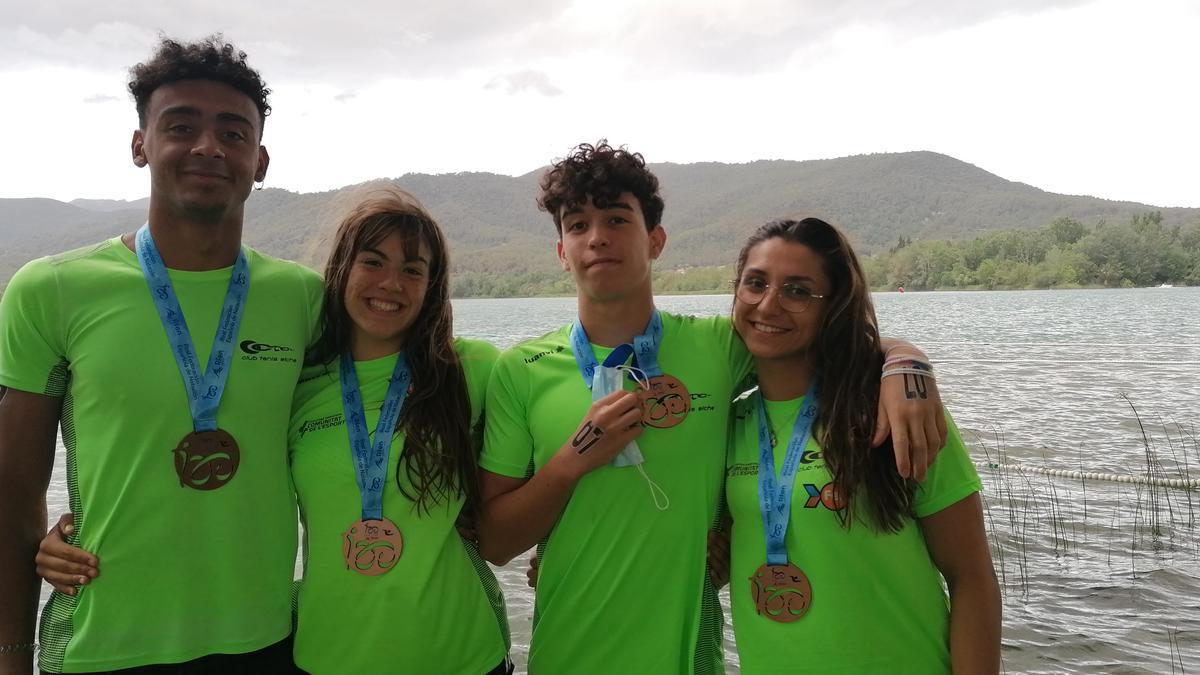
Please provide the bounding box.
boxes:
[0,238,323,673]
[289,338,508,675]
[481,312,752,675]
[725,392,982,674]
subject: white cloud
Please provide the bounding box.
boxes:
[485,70,562,96]
[0,0,1195,208]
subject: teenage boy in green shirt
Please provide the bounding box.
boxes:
[476,141,945,673]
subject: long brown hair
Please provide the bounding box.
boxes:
[735,218,913,532]
[308,188,478,516]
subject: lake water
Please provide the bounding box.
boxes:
[44,287,1200,673]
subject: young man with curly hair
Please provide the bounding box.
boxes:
[0,37,321,674]
[476,142,946,673]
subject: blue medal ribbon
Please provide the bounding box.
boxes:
[339,353,411,521]
[757,381,820,565]
[568,309,664,385]
[568,310,664,469]
[135,224,249,433]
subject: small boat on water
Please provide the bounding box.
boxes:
[1157,283,1175,288]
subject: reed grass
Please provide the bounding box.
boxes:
[972,399,1198,599]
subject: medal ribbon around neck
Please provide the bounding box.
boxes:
[568,310,672,509]
[570,309,691,429]
[339,353,412,521]
[749,381,820,622]
[136,224,250,434]
[569,309,664,384]
[756,381,820,565]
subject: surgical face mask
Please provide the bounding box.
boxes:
[591,364,669,510]
[591,364,646,468]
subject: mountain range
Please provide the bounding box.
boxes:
[2,151,1194,295]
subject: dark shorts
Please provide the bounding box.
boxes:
[42,636,299,675]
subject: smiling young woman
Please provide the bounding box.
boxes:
[725,218,1001,675]
[290,188,512,673]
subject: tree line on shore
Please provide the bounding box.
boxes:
[860,212,1199,290]
[3,212,1194,299]
[446,212,1199,297]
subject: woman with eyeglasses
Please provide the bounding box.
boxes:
[725,218,1001,674]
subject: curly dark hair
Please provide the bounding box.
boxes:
[734,218,915,533]
[129,35,271,130]
[538,140,665,236]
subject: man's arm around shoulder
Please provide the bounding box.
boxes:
[0,387,61,675]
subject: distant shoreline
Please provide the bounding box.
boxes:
[446,283,1195,300]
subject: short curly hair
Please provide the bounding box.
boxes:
[129,35,271,131]
[538,140,665,236]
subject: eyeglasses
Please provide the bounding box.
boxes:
[735,277,825,314]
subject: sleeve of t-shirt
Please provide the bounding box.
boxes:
[288,362,335,452]
[710,315,753,388]
[295,263,325,351]
[457,338,501,429]
[913,412,983,518]
[479,348,535,478]
[0,258,68,396]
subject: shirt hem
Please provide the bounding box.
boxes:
[49,627,291,674]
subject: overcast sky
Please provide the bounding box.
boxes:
[1,0,1196,207]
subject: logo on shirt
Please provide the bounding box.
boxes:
[727,463,757,478]
[239,339,299,364]
[298,414,345,438]
[240,340,295,354]
[524,345,566,365]
[804,482,845,511]
[677,390,715,413]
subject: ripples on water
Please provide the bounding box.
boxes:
[45,288,1198,673]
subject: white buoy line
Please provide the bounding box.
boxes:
[937,359,1200,365]
[974,461,1200,489]
[918,342,1200,348]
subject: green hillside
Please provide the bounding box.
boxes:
[2,151,1195,295]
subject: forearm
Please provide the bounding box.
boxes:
[921,494,1001,674]
[0,495,46,675]
[478,454,580,564]
[0,388,61,675]
[947,572,1002,675]
[480,389,645,564]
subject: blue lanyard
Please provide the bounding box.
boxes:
[756,382,820,565]
[339,353,411,521]
[569,309,664,387]
[135,224,249,433]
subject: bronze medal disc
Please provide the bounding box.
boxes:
[173,429,240,490]
[637,374,691,429]
[750,561,813,622]
[343,518,403,576]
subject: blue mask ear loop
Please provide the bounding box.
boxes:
[617,365,671,511]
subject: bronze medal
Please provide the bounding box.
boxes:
[172,429,240,490]
[638,374,691,428]
[343,517,403,576]
[750,561,813,622]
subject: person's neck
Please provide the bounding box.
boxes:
[124,201,245,271]
[755,353,815,401]
[576,292,655,347]
[349,334,404,362]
